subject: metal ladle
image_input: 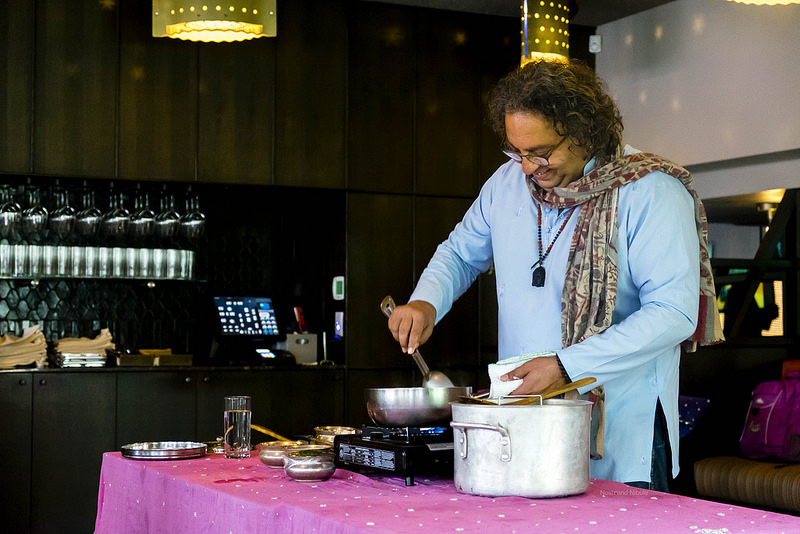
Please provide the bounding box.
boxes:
[380,295,455,389]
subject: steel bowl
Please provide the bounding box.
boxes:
[284,449,336,482]
[257,440,308,468]
[313,426,359,445]
[365,386,472,427]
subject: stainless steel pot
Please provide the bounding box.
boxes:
[365,387,472,427]
[450,398,592,498]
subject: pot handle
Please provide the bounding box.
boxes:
[450,421,511,462]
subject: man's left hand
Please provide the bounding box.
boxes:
[499,356,566,395]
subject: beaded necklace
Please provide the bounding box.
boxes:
[531,204,575,287]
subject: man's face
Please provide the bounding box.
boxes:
[504,112,588,191]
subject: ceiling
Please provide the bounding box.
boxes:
[364,0,678,27]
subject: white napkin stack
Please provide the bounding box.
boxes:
[0,325,48,369]
[488,350,557,400]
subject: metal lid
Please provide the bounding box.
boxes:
[121,441,207,460]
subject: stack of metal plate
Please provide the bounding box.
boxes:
[53,352,107,368]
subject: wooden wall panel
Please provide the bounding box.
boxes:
[33,0,117,177]
[118,0,196,182]
[413,196,479,371]
[347,3,415,194]
[346,192,413,368]
[197,40,276,185]
[0,1,34,174]
[274,0,347,189]
[477,15,519,187]
[414,9,481,198]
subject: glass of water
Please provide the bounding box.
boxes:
[223,396,252,459]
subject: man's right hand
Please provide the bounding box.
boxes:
[386,300,436,354]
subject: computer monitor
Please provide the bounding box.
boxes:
[211,296,291,364]
[213,296,282,338]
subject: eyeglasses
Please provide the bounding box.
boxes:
[503,136,567,167]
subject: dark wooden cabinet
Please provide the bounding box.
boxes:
[345,192,414,369]
[116,370,196,448]
[118,1,197,182]
[0,1,34,174]
[413,196,480,370]
[33,0,118,178]
[347,3,415,194]
[31,371,116,534]
[0,373,32,533]
[2,0,517,191]
[197,40,276,185]
[274,0,347,189]
[414,10,482,198]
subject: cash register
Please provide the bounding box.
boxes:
[209,296,294,365]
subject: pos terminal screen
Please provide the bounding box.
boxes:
[214,297,281,337]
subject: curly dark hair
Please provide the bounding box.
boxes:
[488,60,623,162]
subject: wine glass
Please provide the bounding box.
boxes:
[0,184,21,241]
[101,183,130,238]
[129,184,156,239]
[75,186,102,238]
[154,185,180,240]
[179,186,206,239]
[20,183,48,244]
[48,185,76,242]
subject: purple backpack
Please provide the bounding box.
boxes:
[739,371,800,462]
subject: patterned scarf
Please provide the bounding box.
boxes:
[527,151,725,457]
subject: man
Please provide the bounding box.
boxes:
[387,60,723,490]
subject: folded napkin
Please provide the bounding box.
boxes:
[54,328,115,354]
[488,350,557,399]
[0,325,48,369]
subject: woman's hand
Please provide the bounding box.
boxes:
[500,356,565,395]
[387,300,436,354]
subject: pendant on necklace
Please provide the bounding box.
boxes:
[531,266,546,287]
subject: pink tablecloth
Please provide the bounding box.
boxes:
[95,452,800,533]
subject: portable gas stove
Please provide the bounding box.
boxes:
[333,424,454,486]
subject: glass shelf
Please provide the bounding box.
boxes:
[0,244,196,281]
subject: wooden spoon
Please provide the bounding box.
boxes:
[459,376,596,406]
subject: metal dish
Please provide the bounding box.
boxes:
[284,449,336,482]
[313,426,359,445]
[365,386,472,427]
[257,440,308,468]
[121,441,207,460]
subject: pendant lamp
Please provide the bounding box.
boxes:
[152,1,277,42]
[726,1,799,4]
[521,0,570,65]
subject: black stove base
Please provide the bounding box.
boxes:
[333,434,453,486]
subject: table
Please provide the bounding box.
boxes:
[95,452,800,533]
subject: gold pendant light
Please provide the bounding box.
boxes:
[152,1,277,42]
[521,0,570,65]
[726,1,800,4]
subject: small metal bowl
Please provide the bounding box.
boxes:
[257,440,308,468]
[313,425,359,445]
[283,449,336,482]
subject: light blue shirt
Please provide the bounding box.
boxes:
[410,146,699,483]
